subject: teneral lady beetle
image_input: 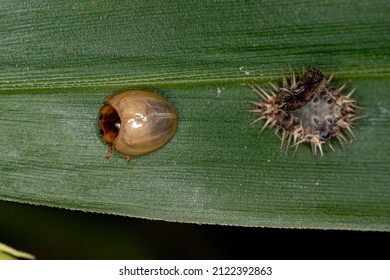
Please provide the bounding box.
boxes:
[248,67,362,156]
[99,90,178,162]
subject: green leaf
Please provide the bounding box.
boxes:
[0,242,35,260]
[1,0,389,231]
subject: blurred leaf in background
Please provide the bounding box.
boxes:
[0,241,35,260]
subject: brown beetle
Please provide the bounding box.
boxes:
[99,90,178,162]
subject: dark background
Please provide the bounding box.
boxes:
[0,200,387,259]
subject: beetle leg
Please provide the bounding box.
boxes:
[125,155,132,163]
[105,146,113,159]
[105,139,117,159]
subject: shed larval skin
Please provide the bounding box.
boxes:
[248,67,361,156]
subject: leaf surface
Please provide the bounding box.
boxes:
[1,0,389,230]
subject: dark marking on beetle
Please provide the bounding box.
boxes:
[276,67,326,111]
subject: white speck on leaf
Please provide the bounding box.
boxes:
[216,87,225,97]
[239,66,251,75]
